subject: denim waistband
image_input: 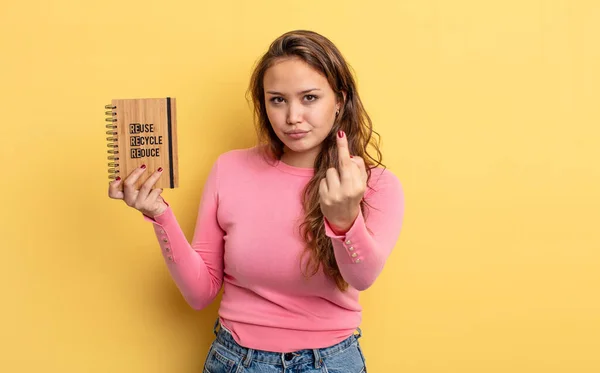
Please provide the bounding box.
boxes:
[212,318,362,368]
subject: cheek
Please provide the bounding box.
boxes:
[307,105,335,127]
[265,107,282,127]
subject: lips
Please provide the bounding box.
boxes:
[285,130,309,139]
[285,130,309,134]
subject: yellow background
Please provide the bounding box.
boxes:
[1,0,598,372]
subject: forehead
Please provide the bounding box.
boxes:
[263,57,329,90]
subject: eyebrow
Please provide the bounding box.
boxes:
[266,88,321,95]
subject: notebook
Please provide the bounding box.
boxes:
[105,97,179,189]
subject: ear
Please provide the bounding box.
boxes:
[336,90,347,111]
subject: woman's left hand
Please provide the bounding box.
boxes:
[319,130,368,234]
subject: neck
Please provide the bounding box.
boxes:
[280,146,320,169]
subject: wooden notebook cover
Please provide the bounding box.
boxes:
[106,97,179,189]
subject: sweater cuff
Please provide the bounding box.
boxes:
[324,208,364,238]
[141,203,181,263]
[324,209,366,264]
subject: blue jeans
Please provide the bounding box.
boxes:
[203,319,367,372]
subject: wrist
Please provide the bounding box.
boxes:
[327,218,353,235]
[326,210,359,235]
[145,203,168,219]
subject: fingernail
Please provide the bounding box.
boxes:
[157,167,163,172]
[350,155,354,158]
[141,164,146,169]
[338,130,344,138]
[115,176,121,181]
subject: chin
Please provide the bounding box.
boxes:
[283,141,313,153]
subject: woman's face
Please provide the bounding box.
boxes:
[263,57,342,158]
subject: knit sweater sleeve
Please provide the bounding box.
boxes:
[142,157,225,309]
[324,167,405,291]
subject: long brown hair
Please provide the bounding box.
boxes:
[246,30,384,291]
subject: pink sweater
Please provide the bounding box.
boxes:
[144,147,405,352]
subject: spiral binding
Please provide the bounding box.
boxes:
[105,104,119,180]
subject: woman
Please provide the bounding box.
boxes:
[108,30,404,373]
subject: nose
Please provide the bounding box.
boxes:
[286,102,303,124]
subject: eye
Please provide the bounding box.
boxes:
[269,97,285,104]
[305,94,318,102]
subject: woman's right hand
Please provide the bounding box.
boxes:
[108,164,168,218]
